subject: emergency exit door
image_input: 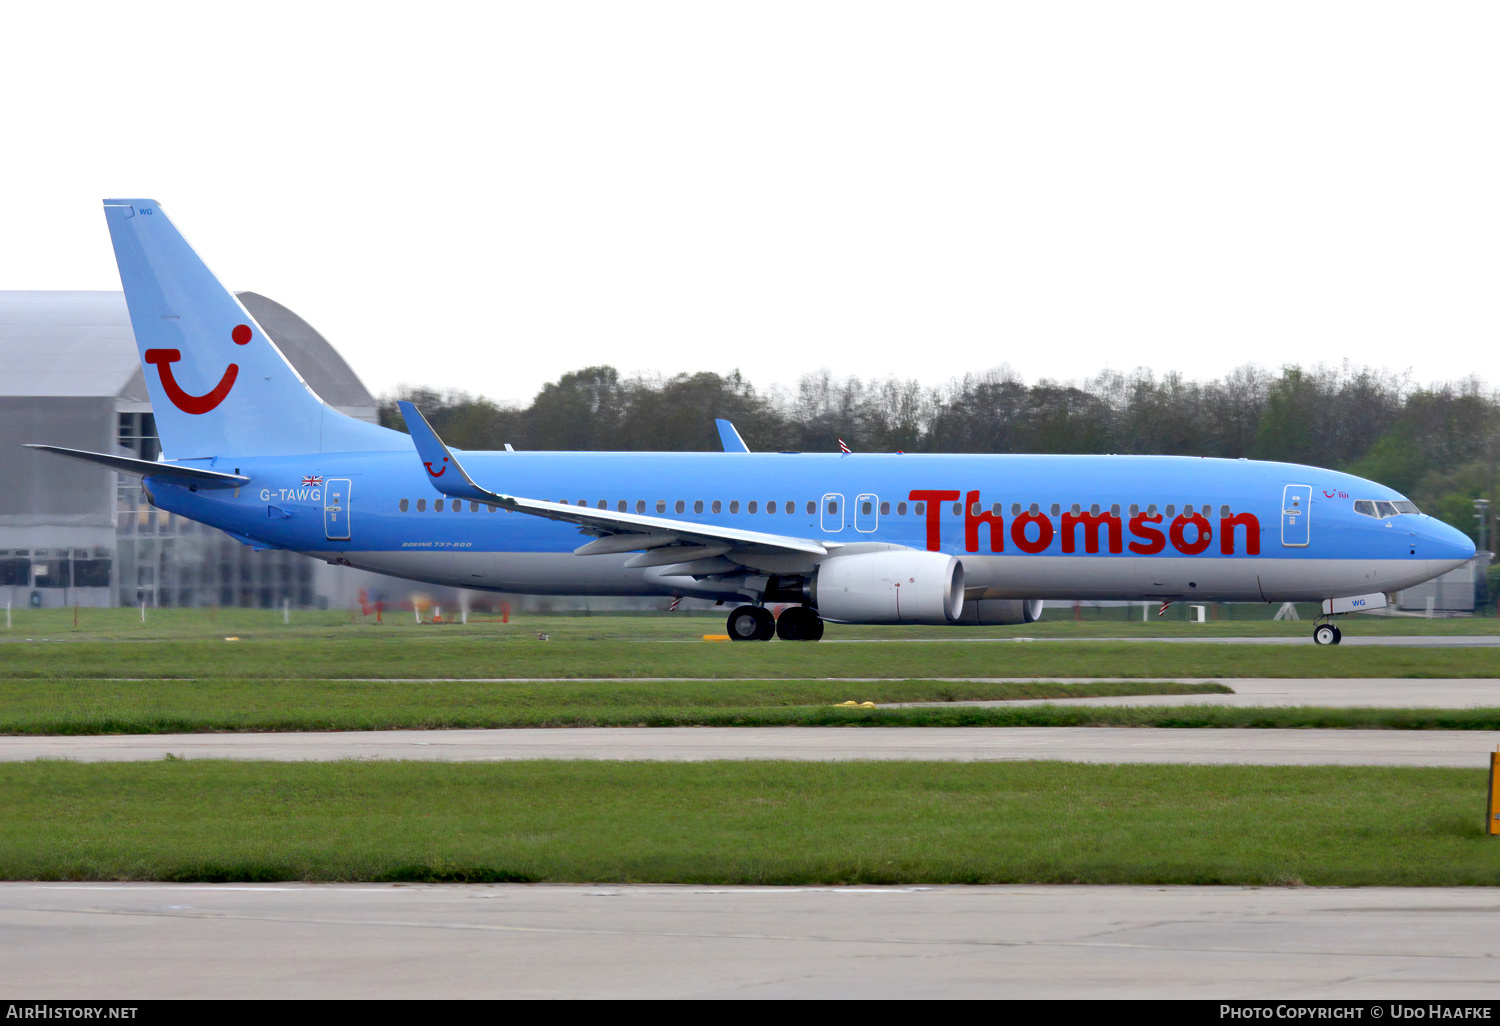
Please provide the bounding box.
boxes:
[325,478,352,540]
[1281,484,1311,547]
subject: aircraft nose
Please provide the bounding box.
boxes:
[1421,517,1477,565]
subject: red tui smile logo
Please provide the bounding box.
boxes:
[425,456,449,477]
[144,324,252,415]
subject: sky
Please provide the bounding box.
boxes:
[1,2,1496,406]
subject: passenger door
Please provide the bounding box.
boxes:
[325,478,352,541]
[1281,484,1311,547]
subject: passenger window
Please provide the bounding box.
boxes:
[1129,504,1139,516]
[453,502,461,513]
[417,499,427,512]
[487,504,496,512]
[578,499,586,507]
[617,500,626,512]
[971,502,982,516]
[897,502,907,515]
[915,502,925,516]
[712,500,721,513]
[1029,503,1040,515]
[471,502,479,512]
[827,501,838,514]
[1070,503,1081,515]
[863,501,873,515]
[1050,503,1060,517]
[730,501,739,514]
[1219,505,1230,518]
[399,498,409,512]
[880,501,890,515]
[636,500,645,513]
[435,499,445,512]
[1147,504,1158,515]
[1110,504,1120,516]
[692,500,703,514]
[675,500,686,514]
[1090,504,1100,516]
[748,500,758,513]
[1183,505,1194,516]
[656,500,666,513]
[1165,505,1176,518]
[1012,503,1021,516]
[767,501,777,514]
[786,501,795,514]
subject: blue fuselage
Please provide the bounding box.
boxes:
[144,449,1476,605]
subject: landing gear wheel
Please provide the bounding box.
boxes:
[1313,623,1338,646]
[727,605,775,642]
[1331,625,1342,645]
[775,606,825,642]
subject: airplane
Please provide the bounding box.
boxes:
[26,200,1477,645]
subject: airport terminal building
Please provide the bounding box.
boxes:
[0,290,390,610]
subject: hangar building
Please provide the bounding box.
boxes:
[0,290,396,610]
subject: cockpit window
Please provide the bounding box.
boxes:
[1354,499,1421,518]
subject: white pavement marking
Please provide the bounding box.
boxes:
[4,725,1498,767]
[4,883,1500,998]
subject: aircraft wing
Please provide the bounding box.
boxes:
[397,402,829,562]
[24,444,249,488]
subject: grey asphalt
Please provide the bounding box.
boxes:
[889,677,1500,709]
[824,634,1500,645]
[5,882,1499,998]
[7,724,1499,766]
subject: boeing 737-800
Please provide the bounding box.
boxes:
[27,200,1476,644]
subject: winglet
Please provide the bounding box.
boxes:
[715,419,750,453]
[397,401,498,503]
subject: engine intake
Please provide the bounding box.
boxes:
[812,550,964,625]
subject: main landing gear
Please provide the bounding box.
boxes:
[726,604,824,642]
[1312,622,1343,646]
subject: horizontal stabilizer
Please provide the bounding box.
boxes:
[24,444,249,487]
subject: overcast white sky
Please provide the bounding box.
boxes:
[1,2,1495,405]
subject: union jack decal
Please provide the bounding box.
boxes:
[301,475,323,487]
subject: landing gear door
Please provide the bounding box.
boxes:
[1281,484,1311,547]
[820,492,845,533]
[325,478,352,541]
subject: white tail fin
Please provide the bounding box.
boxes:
[102,199,407,458]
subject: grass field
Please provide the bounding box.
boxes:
[1,636,1497,680]
[4,759,1493,886]
[12,679,1500,732]
[4,606,1499,642]
[0,678,1230,734]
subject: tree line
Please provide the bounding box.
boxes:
[379,363,1500,546]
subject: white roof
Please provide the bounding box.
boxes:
[0,291,141,398]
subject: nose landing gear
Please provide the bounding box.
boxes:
[1313,622,1342,646]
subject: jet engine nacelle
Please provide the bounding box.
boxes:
[812,550,964,625]
[951,598,1045,626]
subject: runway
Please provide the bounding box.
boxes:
[892,677,1500,709]
[4,882,1498,998]
[7,724,1498,766]
[822,634,1500,645]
